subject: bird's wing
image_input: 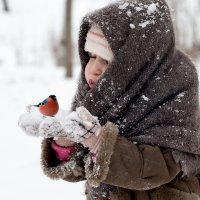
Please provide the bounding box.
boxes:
[40,98,48,105]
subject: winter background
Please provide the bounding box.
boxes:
[0,0,199,199]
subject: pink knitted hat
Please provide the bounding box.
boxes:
[84,26,114,63]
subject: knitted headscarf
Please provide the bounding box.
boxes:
[72,0,200,177]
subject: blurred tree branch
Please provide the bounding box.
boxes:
[56,0,73,78]
[64,0,73,77]
[2,0,9,12]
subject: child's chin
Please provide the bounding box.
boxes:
[88,80,96,88]
[89,83,94,88]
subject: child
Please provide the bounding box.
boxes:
[19,0,200,199]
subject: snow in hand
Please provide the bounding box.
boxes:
[18,106,101,143]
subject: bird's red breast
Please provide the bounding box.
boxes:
[39,97,59,116]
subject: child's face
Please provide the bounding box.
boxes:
[85,52,110,88]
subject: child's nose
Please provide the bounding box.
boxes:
[91,60,101,75]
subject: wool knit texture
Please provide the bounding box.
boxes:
[72,0,200,177]
[85,26,114,62]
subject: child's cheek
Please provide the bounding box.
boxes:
[85,67,89,81]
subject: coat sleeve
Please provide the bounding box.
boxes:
[84,122,181,190]
[41,138,88,182]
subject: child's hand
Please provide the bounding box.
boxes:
[81,127,104,154]
[39,106,101,143]
[54,137,75,147]
[18,106,101,144]
[18,108,70,138]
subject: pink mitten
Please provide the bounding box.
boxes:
[51,141,75,161]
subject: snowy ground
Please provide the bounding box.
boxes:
[0,0,200,200]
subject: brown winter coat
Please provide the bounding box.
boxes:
[41,122,200,200]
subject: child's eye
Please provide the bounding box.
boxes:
[89,53,96,59]
[102,59,109,65]
[105,60,109,65]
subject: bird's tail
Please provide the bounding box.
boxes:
[32,104,39,107]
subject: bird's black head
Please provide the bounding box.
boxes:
[49,95,57,101]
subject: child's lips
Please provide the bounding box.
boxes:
[88,79,95,88]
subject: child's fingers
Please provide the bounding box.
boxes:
[76,106,101,131]
[39,118,66,138]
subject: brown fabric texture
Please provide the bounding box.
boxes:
[134,184,200,200]
[84,122,119,187]
[149,185,200,200]
[85,122,180,190]
[72,0,200,177]
[111,142,178,191]
[84,122,200,199]
[41,138,87,181]
[85,181,132,200]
